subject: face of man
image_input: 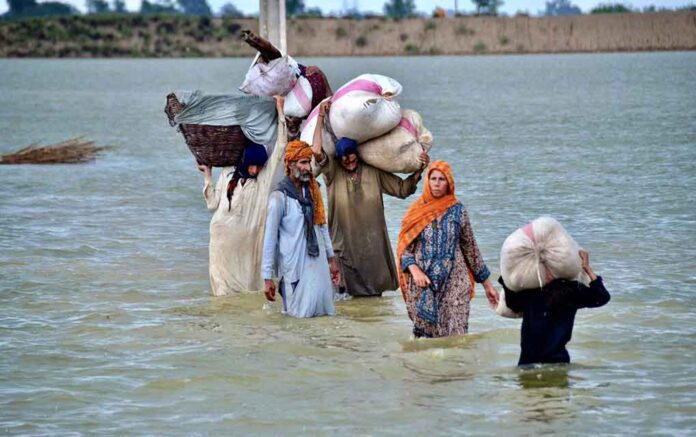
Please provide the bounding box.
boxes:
[340,153,359,172]
[285,116,302,140]
[291,158,312,182]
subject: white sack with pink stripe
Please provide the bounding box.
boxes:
[300,74,403,147]
[357,109,433,174]
[283,76,313,118]
[500,217,583,292]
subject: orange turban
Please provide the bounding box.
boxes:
[396,160,474,301]
[284,140,326,225]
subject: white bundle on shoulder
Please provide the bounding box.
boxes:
[240,55,298,97]
[283,76,313,118]
[500,217,583,292]
[358,109,433,174]
[300,74,403,147]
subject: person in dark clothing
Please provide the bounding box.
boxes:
[501,250,610,367]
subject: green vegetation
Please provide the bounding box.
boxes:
[473,41,486,53]
[404,43,419,54]
[498,34,509,45]
[456,23,475,35]
[428,46,440,55]
[335,26,348,38]
[399,32,409,41]
[591,3,632,13]
[355,35,368,47]
[472,0,504,16]
[383,0,416,20]
[424,20,437,30]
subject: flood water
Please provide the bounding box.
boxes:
[1,52,695,434]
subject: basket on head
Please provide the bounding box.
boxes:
[165,93,249,167]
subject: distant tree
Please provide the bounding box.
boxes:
[384,0,416,19]
[140,0,179,14]
[4,0,79,17]
[7,0,38,15]
[472,0,504,15]
[113,0,127,13]
[590,3,632,13]
[304,6,322,17]
[86,0,111,14]
[219,2,244,17]
[286,0,305,17]
[178,0,211,16]
[545,0,581,15]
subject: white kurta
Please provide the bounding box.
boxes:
[261,190,336,318]
[203,119,287,296]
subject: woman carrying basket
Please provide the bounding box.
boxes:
[198,96,287,296]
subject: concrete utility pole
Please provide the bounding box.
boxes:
[259,0,287,54]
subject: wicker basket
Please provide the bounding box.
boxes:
[165,93,248,167]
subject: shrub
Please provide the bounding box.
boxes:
[591,3,632,13]
[404,43,419,54]
[399,32,408,41]
[499,34,509,45]
[457,23,474,35]
[473,41,486,53]
[428,46,440,55]
[424,20,437,30]
[335,26,348,38]
[355,35,367,47]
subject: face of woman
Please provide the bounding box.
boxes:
[428,170,449,198]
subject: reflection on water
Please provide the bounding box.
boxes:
[1,53,695,433]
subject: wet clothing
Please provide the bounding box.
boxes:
[400,203,491,338]
[316,154,420,297]
[501,276,611,366]
[262,185,335,318]
[203,120,286,296]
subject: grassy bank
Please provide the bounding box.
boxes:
[1,11,694,57]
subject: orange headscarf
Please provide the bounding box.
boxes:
[284,140,326,225]
[396,160,474,301]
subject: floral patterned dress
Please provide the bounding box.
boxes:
[400,203,491,338]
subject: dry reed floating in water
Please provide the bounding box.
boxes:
[0,137,111,164]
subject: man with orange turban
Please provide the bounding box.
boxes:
[261,140,340,318]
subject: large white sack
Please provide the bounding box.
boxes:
[358,109,433,174]
[301,74,402,144]
[284,76,313,118]
[240,56,297,97]
[500,217,583,292]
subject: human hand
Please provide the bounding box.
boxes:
[419,151,430,169]
[328,256,341,286]
[483,279,499,310]
[264,279,276,302]
[318,100,331,119]
[579,250,597,281]
[408,265,431,288]
[197,163,211,178]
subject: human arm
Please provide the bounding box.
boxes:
[401,239,431,288]
[377,151,429,199]
[257,96,288,191]
[498,276,525,313]
[459,206,498,308]
[318,223,340,286]
[574,250,610,308]
[261,192,284,301]
[199,164,223,211]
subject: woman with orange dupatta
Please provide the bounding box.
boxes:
[397,161,499,338]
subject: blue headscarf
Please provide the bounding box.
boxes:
[335,137,358,158]
[226,142,268,210]
[236,142,268,179]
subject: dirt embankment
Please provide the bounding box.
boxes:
[1,11,694,57]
